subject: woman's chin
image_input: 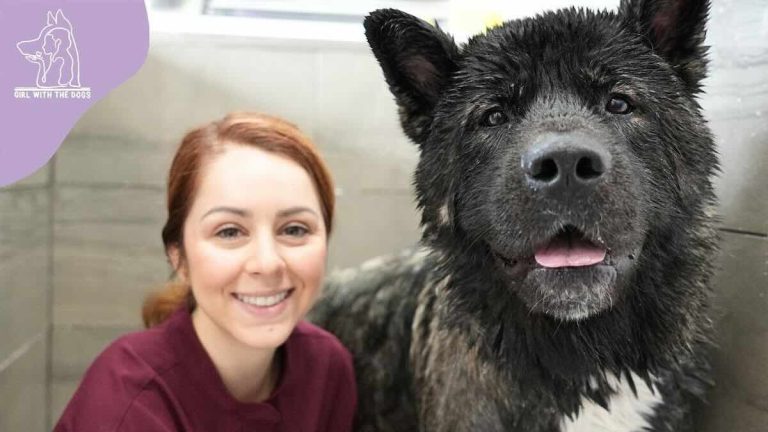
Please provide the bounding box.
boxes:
[232,321,295,350]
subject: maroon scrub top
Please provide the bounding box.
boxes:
[54,307,357,432]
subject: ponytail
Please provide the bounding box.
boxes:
[142,280,193,328]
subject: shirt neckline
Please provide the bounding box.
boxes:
[165,306,297,422]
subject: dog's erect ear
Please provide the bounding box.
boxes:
[56,10,73,31]
[621,0,710,91]
[364,9,459,143]
[47,11,56,26]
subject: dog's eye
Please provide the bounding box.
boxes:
[606,95,633,115]
[481,109,509,127]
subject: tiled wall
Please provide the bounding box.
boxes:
[695,1,768,430]
[0,165,52,432]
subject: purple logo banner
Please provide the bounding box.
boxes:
[0,0,149,187]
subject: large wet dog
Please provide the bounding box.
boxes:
[311,0,718,430]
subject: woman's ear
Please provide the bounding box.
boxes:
[167,244,187,282]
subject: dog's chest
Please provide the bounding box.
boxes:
[559,373,663,432]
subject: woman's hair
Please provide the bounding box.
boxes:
[142,112,335,328]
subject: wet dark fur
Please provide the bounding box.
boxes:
[310,1,718,430]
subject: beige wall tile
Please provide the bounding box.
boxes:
[53,248,168,327]
[0,188,50,361]
[0,247,49,361]
[53,218,168,327]
[71,43,319,144]
[323,150,418,196]
[55,220,163,256]
[709,113,768,235]
[3,163,52,189]
[55,186,165,224]
[57,134,172,187]
[702,31,768,234]
[0,188,50,260]
[328,192,421,270]
[314,50,402,134]
[51,324,135,381]
[698,233,768,430]
[0,337,47,432]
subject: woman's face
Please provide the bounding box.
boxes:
[178,144,327,349]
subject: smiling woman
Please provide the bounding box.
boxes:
[53,113,356,432]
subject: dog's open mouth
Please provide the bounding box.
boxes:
[533,226,606,268]
[494,225,608,270]
[493,225,624,321]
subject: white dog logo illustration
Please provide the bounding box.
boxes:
[17,9,81,89]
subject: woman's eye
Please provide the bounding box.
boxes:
[283,225,309,238]
[606,95,634,114]
[215,227,241,239]
[481,109,509,127]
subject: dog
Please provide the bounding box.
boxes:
[17,9,82,89]
[310,0,718,430]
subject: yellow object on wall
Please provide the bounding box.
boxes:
[448,0,505,40]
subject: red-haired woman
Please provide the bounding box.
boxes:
[54,113,356,431]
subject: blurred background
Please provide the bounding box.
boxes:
[0,0,765,430]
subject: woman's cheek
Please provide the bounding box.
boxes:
[309,241,328,282]
[290,241,327,289]
[191,243,242,283]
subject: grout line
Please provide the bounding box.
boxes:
[57,182,165,191]
[45,155,57,430]
[717,227,768,238]
[0,184,49,192]
[50,322,140,331]
[356,188,415,196]
[0,332,45,374]
[54,218,163,225]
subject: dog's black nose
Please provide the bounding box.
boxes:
[522,133,611,193]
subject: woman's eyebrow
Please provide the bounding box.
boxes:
[200,206,251,220]
[201,206,318,220]
[278,206,319,218]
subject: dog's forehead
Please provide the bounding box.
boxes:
[461,10,624,72]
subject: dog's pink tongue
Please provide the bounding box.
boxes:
[535,237,606,268]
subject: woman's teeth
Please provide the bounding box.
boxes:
[234,291,289,307]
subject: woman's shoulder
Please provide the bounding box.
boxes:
[73,321,179,398]
[291,321,351,358]
[288,321,355,381]
[283,321,357,426]
[76,312,186,397]
[98,324,178,374]
[54,317,185,432]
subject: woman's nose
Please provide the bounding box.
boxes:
[244,236,285,276]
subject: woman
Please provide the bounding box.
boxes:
[55,113,357,431]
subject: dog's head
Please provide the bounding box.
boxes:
[365,0,716,324]
[17,10,73,62]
